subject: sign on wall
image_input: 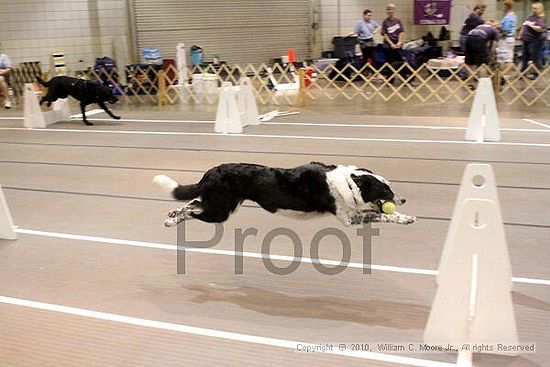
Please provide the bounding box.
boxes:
[414,0,451,25]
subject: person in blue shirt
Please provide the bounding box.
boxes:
[497,0,517,65]
[347,9,380,64]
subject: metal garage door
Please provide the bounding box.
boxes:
[132,0,311,65]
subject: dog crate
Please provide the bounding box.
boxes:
[332,36,357,58]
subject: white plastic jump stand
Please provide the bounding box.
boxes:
[0,186,17,240]
[466,78,501,142]
[236,77,260,127]
[215,82,242,133]
[438,164,512,288]
[214,78,259,134]
[425,163,518,366]
[176,43,188,86]
[424,200,518,366]
[23,83,71,128]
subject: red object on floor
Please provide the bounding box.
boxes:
[287,48,296,63]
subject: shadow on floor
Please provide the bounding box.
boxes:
[184,283,429,329]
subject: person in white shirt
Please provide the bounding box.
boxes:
[0,53,13,109]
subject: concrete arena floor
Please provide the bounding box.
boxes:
[0,102,549,367]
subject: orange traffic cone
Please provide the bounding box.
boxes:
[287,48,296,63]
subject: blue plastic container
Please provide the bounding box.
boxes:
[191,45,203,65]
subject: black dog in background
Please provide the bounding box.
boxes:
[37,76,120,126]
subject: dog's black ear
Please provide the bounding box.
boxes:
[350,174,368,188]
[351,174,394,203]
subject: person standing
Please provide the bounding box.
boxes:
[459,4,487,53]
[0,52,13,109]
[519,2,546,79]
[347,9,380,64]
[381,3,406,81]
[497,0,517,65]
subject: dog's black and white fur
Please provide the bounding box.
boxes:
[154,162,416,227]
[37,76,120,126]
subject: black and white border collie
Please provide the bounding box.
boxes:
[154,162,416,227]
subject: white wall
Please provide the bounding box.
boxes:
[0,0,131,72]
[0,0,509,69]
[317,0,497,57]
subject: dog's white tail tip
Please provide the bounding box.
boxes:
[153,175,178,192]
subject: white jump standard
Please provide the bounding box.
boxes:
[23,83,70,128]
[424,164,518,367]
[215,77,260,134]
[465,78,501,143]
[0,186,17,240]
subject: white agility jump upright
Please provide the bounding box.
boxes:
[215,77,259,134]
[0,186,17,240]
[24,83,71,128]
[465,78,501,142]
[424,164,518,367]
[437,164,512,286]
[176,43,188,86]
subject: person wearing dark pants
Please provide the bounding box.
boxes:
[381,3,407,84]
[346,9,380,65]
[457,4,486,79]
[465,23,501,88]
[465,24,501,65]
[519,2,546,79]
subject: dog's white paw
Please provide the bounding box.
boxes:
[164,218,178,227]
[379,212,416,225]
[167,209,180,218]
[395,213,417,225]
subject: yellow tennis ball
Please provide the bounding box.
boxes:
[382,201,396,214]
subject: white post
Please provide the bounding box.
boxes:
[24,84,46,128]
[23,83,71,128]
[424,198,518,358]
[0,186,16,240]
[215,82,243,134]
[466,78,500,142]
[239,77,259,127]
[438,164,512,288]
[176,43,188,86]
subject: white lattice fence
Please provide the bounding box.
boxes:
[17,62,546,107]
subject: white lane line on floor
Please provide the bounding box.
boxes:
[1,127,549,147]
[70,109,105,118]
[14,228,550,286]
[0,295,454,367]
[3,117,549,133]
[84,118,550,133]
[522,118,550,129]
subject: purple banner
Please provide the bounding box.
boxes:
[414,0,451,25]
